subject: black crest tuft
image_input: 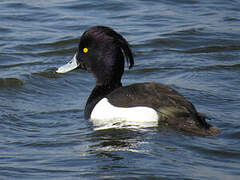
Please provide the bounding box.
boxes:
[90,26,134,69]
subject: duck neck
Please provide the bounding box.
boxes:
[84,81,122,119]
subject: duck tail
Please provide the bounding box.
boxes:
[207,126,221,135]
[197,113,221,135]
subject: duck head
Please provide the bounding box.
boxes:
[57,26,134,86]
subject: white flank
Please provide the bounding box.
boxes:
[90,98,159,130]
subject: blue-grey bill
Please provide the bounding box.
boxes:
[56,54,79,73]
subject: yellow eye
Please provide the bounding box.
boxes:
[83,48,88,53]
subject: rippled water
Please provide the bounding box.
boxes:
[1,0,240,179]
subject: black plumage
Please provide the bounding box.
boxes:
[58,26,220,135]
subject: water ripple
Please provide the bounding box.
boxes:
[0,78,24,88]
[1,0,240,179]
[168,45,240,53]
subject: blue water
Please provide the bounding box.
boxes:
[1,0,240,179]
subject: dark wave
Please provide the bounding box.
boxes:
[194,64,240,71]
[168,45,240,53]
[0,69,59,89]
[223,17,240,22]
[25,38,79,49]
[128,62,240,77]
[31,69,60,79]
[0,78,24,88]
[162,27,206,36]
[36,48,76,57]
[12,38,79,57]
[0,61,44,69]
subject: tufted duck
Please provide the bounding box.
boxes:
[56,26,220,135]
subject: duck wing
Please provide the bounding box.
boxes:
[107,82,220,135]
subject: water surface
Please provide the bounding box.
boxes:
[1,0,240,179]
